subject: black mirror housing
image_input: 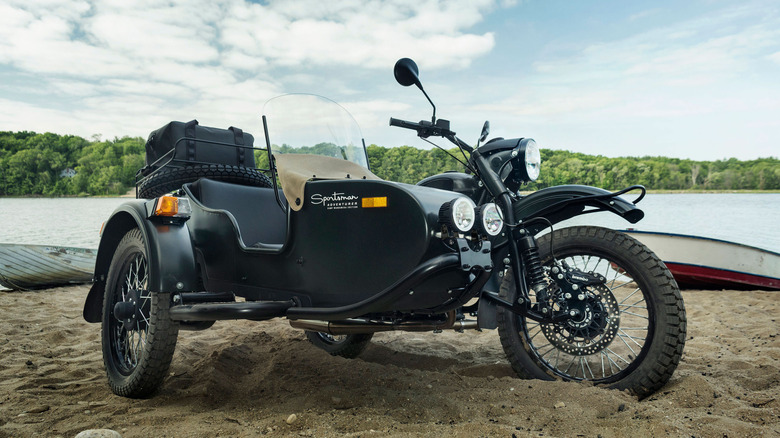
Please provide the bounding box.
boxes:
[394,58,422,89]
[479,121,490,144]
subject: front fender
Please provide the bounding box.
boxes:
[83,200,197,323]
[487,185,644,253]
[514,184,644,232]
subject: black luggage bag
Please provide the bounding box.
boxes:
[142,119,255,174]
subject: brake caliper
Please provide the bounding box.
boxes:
[539,264,620,354]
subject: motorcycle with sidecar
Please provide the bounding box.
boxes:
[83,58,686,399]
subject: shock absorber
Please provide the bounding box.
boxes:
[517,230,548,299]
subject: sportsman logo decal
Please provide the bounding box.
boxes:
[310,192,360,210]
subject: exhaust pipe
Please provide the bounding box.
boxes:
[289,311,480,335]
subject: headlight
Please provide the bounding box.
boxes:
[439,197,476,233]
[514,138,541,182]
[477,203,504,236]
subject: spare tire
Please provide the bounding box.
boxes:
[137,164,273,198]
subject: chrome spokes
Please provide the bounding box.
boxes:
[112,253,150,373]
[525,254,650,381]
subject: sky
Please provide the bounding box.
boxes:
[1,0,778,161]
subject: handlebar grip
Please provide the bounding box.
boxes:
[389,117,420,130]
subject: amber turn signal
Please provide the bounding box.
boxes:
[153,196,191,218]
[361,197,388,208]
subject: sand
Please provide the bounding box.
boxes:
[0,285,778,437]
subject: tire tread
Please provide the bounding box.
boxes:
[496,226,686,398]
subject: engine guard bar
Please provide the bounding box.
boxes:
[287,253,468,321]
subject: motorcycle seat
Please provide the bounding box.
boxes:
[188,178,287,249]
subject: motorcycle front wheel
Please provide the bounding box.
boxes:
[101,228,179,398]
[496,226,686,398]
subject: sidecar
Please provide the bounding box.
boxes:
[83,94,495,397]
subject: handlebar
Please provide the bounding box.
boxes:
[389,117,473,153]
[389,117,424,131]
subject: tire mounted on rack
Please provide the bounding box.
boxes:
[137,164,273,198]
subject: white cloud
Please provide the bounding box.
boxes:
[219,0,497,69]
[0,0,505,138]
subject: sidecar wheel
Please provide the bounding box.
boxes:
[496,226,686,398]
[305,331,373,358]
[101,228,179,398]
[137,164,272,198]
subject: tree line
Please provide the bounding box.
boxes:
[1,130,778,196]
[364,146,780,191]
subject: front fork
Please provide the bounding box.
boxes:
[471,153,586,324]
[485,193,563,323]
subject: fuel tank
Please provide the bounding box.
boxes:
[418,171,481,202]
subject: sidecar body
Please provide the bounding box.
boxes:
[84,94,494,326]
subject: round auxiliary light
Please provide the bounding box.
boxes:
[439,197,477,233]
[477,203,504,236]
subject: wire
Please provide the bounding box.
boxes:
[420,137,478,174]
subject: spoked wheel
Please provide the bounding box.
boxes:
[101,228,179,398]
[305,331,373,358]
[497,226,686,398]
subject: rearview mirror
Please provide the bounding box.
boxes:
[479,121,490,144]
[394,58,422,89]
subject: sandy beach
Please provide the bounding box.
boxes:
[0,285,777,437]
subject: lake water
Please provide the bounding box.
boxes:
[0,197,128,248]
[556,193,780,253]
[0,193,778,253]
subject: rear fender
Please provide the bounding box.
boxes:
[83,200,197,323]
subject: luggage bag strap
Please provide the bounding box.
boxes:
[185,119,199,161]
[229,126,246,166]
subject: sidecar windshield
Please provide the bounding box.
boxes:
[262,94,369,169]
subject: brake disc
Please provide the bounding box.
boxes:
[540,283,620,356]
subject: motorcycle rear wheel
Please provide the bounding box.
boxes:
[101,228,179,398]
[496,226,686,398]
[305,331,373,358]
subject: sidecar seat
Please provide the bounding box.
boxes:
[188,178,287,248]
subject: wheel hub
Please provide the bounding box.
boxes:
[541,283,620,356]
[114,289,146,331]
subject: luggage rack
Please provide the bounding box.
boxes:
[136,137,268,181]
[134,136,273,199]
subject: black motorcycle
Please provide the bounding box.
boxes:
[83,58,685,399]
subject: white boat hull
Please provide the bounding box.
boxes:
[0,244,96,290]
[624,231,780,290]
